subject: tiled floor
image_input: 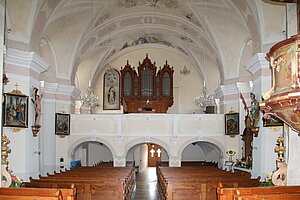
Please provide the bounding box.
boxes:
[132,167,160,200]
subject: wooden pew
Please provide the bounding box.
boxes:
[26,166,135,200]
[217,184,300,200]
[157,166,260,200]
[0,188,64,200]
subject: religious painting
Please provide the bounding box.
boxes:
[103,68,120,110]
[3,93,29,128]
[225,113,239,135]
[263,115,284,127]
[55,113,70,135]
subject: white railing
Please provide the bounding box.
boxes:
[71,114,225,136]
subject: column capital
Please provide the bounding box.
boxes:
[244,53,270,79]
[42,82,81,104]
[215,84,238,98]
[215,82,252,106]
[5,48,49,75]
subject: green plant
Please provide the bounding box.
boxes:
[10,175,23,188]
[260,173,275,187]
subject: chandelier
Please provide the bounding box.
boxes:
[81,0,99,114]
[195,0,215,112]
[81,82,99,114]
[195,81,215,112]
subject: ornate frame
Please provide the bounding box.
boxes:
[3,93,29,128]
[103,68,120,110]
[225,113,239,135]
[55,113,71,135]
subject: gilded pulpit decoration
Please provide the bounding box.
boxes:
[272,133,287,186]
[260,0,300,133]
[275,134,286,162]
[1,134,12,187]
[2,134,11,165]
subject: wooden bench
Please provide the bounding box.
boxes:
[25,166,136,200]
[217,184,300,200]
[0,188,65,200]
[157,166,260,200]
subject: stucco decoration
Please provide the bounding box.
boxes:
[118,0,178,8]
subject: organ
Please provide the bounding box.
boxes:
[120,54,174,113]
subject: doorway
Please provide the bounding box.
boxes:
[148,144,162,167]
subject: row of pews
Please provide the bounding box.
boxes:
[0,187,75,200]
[217,184,300,200]
[22,165,135,200]
[158,162,300,200]
[157,164,261,200]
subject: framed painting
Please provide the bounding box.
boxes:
[225,113,239,135]
[103,68,120,110]
[3,93,29,128]
[55,113,70,135]
[263,115,284,127]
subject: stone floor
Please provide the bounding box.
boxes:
[132,167,160,200]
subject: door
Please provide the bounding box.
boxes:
[148,144,162,167]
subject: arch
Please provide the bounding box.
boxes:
[178,137,225,164]
[68,137,117,160]
[125,137,170,158]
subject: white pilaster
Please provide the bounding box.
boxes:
[3,48,49,181]
[40,82,80,174]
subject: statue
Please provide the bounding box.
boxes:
[31,87,43,127]
[108,85,116,105]
[249,93,260,128]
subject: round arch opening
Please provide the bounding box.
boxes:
[181,141,223,167]
[70,141,114,167]
[126,143,169,173]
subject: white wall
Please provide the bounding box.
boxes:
[126,145,140,167]
[88,142,113,166]
[72,142,113,166]
[181,142,220,162]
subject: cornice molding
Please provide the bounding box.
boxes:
[43,82,81,99]
[215,83,238,97]
[244,53,269,75]
[5,48,50,74]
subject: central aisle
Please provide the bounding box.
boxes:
[133,167,160,200]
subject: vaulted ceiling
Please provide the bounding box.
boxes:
[6,0,286,89]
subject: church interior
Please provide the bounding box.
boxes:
[1,0,300,199]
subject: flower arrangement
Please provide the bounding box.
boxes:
[10,175,23,188]
[260,173,275,187]
[235,159,252,169]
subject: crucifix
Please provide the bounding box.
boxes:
[156,148,161,158]
[14,83,19,91]
[150,148,155,157]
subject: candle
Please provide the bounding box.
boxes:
[40,81,45,88]
[204,80,206,88]
[88,80,91,87]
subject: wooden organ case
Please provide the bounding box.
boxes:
[120,54,174,113]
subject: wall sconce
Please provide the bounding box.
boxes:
[180,66,190,75]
